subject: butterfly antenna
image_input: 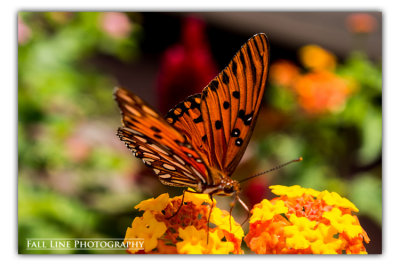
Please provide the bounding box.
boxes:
[239,157,303,184]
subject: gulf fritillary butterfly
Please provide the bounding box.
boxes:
[115,33,269,222]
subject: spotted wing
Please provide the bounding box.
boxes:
[166,33,269,176]
[114,87,211,188]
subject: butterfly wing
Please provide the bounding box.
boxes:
[114,87,212,189]
[166,33,270,176]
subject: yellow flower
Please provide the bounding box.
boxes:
[270,185,320,198]
[310,239,343,254]
[310,223,343,254]
[176,226,207,254]
[184,190,215,206]
[135,193,170,212]
[210,207,244,240]
[125,211,167,253]
[299,45,337,71]
[320,191,359,212]
[284,216,317,249]
[250,199,288,223]
[323,208,363,238]
[176,226,235,254]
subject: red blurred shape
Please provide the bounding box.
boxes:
[156,16,218,114]
[244,179,268,209]
[346,13,378,34]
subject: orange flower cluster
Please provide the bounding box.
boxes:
[293,70,353,114]
[124,193,244,254]
[269,45,355,115]
[244,185,370,254]
[269,60,300,87]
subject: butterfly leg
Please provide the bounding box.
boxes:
[207,194,214,244]
[229,195,238,232]
[166,189,187,220]
[237,196,250,226]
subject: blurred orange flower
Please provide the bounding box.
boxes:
[244,185,370,254]
[293,70,354,114]
[346,13,378,34]
[299,45,337,71]
[269,60,300,87]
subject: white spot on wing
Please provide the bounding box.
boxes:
[142,105,159,117]
[135,136,147,143]
[142,158,154,165]
[183,172,197,180]
[190,166,206,183]
[149,144,169,156]
[173,154,186,165]
[125,105,142,117]
[124,128,144,136]
[143,152,160,160]
[159,174,171,179]
[163,164,176,171]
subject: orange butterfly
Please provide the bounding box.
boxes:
[115,33,269,221]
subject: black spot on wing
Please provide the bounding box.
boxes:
[246,45,257,84]
[150,126,161,133]
[215,120,222,130]
[243,112,254,126]
[238,110,254,126]
[231,128,240,137]
[193,114,203,123]
[210,80,219,91]
[232,61,237,75]
[239,51,245,70]
[235,138,243,146]
[222,71,229,84]
[223,101,230,109]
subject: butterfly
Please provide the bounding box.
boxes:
[115,33,269,222]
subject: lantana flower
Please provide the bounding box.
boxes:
[293,70,354,114]
[124,192,244,254]
[244,185,370,254]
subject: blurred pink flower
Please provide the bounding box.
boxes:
[100,12,132,39]
[66,135,92,163]
[18,16,32,45]
[156,16,218,114]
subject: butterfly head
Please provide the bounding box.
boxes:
[219,178,240,196]
[206,168,240,196]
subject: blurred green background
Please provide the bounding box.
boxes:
[18,12,382,254]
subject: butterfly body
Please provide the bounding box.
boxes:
[115,33,269,205]
[199,167,239,196]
